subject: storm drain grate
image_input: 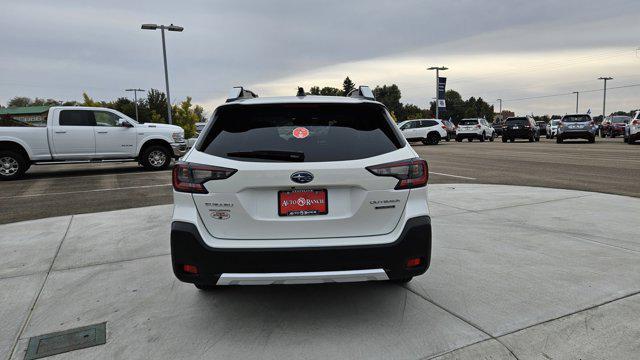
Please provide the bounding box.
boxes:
[25,322,106,360]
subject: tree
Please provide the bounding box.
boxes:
[171,97,199,138]
[373,84,402,118]
[147,89,168,123]
[403,104,430,120]
[342,76,355,95]
[319,87,343,96]
[308,86,321,95]
[8,97,32,108]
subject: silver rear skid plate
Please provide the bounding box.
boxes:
[216,269,389,285]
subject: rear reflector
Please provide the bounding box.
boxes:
[183,264,199,274]
[406,258,422,268]
[172,162,237,194]
[366,158,428,190]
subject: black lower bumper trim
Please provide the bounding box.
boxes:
[171,216,432,285]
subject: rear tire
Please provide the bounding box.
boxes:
[588,136,595,143]
[391,277,413,284]
[424,132,440,145]
[141,145,172,171]
[0,151,28,181]
[445,134,451,142]
[489,132,495,142]
[502,136,507,143]
[556,136,563,144]
[468,138,473,142]
[195,284,217,291]
[456,137,462,142]
[479,132,486,142]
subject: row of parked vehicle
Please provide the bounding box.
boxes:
[398,111,640,145]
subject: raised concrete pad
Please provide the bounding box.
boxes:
[0,274,44,360]
[52,205,171,271]
[0,216,70,278]
[502,292,640,359]
[2,184,639,359]
[14,257,487,360]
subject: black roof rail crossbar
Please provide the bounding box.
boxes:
[346,86,375,100]
[226,86,259,102]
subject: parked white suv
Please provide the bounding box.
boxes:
[0,106,186,180]
[398,119,448,145]
[455,118,495,142]
[171,86,432,289]
[624,110,640,144]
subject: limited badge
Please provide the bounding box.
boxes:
[292,127,309,139]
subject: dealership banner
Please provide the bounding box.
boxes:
[437,77,447,113]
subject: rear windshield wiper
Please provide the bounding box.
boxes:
[226,150,305,162]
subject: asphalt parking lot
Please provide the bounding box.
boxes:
[2,184,640,359]
[1,137,639,224]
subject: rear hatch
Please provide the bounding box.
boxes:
[505,118,529,132]
[458,119,479,132]
[562,115,592,130]
[189,102,413,240]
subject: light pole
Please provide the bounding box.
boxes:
[572,91,579,113]
[125,88,145,122]
[496,99,502,113]
[141,23,184,125]
[598,77,613,120]
[427,66,448,120]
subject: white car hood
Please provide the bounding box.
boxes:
[139,123,183,132]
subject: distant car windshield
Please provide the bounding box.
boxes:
[611,116,630,123]
[459,119,478,125]
[562,115,591,122]
[550,120,560,125]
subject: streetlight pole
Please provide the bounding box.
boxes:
[141,23,184,125]
[496,99,502,113]
[572,91,579,113]
[125,88,145,122]
[427,66,448,120]
[598,77,613,120]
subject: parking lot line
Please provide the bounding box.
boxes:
[430,172,477,180]
[0,184,173,199]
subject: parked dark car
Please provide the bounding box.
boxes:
[600,115,630,138]
[442,119,456,141]
[492,121,503,136]
[501,116,540,142]
[536,121,547,136]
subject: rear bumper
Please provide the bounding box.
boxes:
[503,129,533,139]
[559,130,594,139]
[171,216,432,285]
[456,132,482,139]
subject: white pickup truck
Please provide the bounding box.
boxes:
[0,106,187,180]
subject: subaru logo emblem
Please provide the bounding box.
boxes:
[291,171,313,184]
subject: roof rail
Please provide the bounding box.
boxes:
[226,86,258,102]
[346,86,375,101]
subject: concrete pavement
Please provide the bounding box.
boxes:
[1,184,640,359]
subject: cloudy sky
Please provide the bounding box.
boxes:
[2,0,640,116]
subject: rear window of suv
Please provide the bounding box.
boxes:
[199,103,404,162]
[506,117,528,125]
[562,115,591,122]
[459,119,479,125]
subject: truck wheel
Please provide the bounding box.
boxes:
[0,151,27,181]
[141,145,171,170]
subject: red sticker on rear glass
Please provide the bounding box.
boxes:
[292,127,309,139]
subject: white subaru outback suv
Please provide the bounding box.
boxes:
[171,86,432,289]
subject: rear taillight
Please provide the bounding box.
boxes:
[441,125,447,130]
[172,162,237,194]
[366,158,428,190]
[475,124,481,129]
[633,120,640,125]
